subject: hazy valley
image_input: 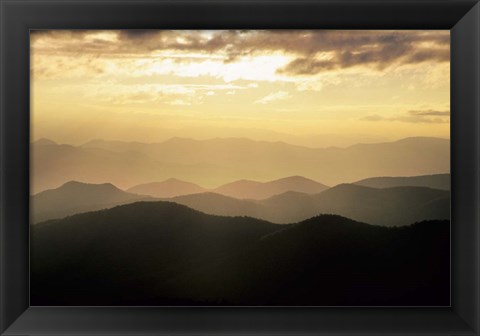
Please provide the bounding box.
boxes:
[32,136,449,194]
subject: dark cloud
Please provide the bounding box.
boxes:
[31,30,92,44]
[32,30,450,73]
[362,109,450,124]
[406,49,450,63]
[280,58,333,74]
[118,30,161,39]
[278,31,449,74]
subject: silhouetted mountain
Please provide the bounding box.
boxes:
[31,203,449,306]
[308,184,450,226]
[33,136,449,192]
[193,216,449,306]
[354,173,450,190]
[31,141,217,194]
[169,184,449,226]
[32,181,153,224]
[214,176,328,200]
[82,138,147,153]
[31,201,280,305]
[33,180,449,226]
[129,176,327,200]
[34,138,57,146]
[170,192,268,219]
[127,178,206,198]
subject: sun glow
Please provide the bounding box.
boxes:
[31,30,450,145]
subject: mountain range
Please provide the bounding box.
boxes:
[31,201,450,306]
[127,178,206,198]
[170,184,450,226]
[32,179,450,226]
[212,176,328,199]
[126,176,328,200]
[32,136,449,193]
[30,135,451,307]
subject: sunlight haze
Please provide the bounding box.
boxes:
[31,30,450,147]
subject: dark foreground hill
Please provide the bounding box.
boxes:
[31,202,450,306]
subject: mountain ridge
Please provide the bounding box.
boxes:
[169,183,449,226]
[79,136,449,151]
[127,178,207,198]
[354,173,450,190]
[32,181,154,224]
[32,180,450,226]
[32,136,450,193]
[213,175,329,200]
[31,201,450,306]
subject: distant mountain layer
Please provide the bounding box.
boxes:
[32,180,449,226]
[127,178,207,198]
[34,138,57,146]
[31,136,449,193]
[31,201,450,306]
[354,174,450,190]
[127,176,328,200]
[32,181,449,226]
[213,176,328,199]
[170,184,450,226]
[32,181,153,224]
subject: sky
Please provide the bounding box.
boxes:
[31,30,450,148]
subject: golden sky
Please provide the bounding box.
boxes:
[31,30,450,147]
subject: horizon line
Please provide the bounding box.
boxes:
[32,134,451,151]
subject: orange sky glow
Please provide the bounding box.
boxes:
[31,30,450,148]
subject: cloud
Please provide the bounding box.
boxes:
[278,32,449,75]
[254,91,290,104]
[361,109,450,124]
[32,30,449,76]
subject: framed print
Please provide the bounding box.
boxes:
[1,0,479,335]
[29,28,452,308]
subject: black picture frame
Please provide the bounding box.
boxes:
[1,0,479,335]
